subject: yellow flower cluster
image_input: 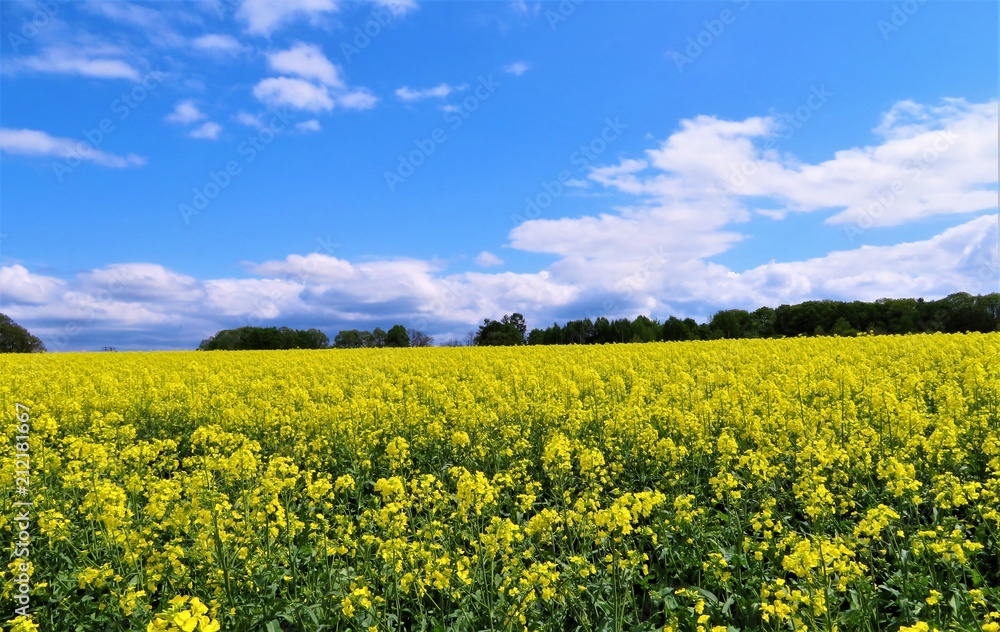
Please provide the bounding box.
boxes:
[1,332,997,630]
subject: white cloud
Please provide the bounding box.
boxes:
[699,214,1000,308]
[253,77,334,112]
[0,128,146,168]
[83,2,187,48]
[396,83,465,102]
[165,100,206,125]
[4,98,996,350]
[372,0,419,15]
[474,251,505,268]
[5,47,139,80]
[338,89,378,110]
[267,43,342,87]
[188,121,222,140]
[605,98,999,229]
[503,61,530,76]
[255,44,374,113]
[296,119,322,133]
[0,265,65,305]
[238,0,340,35]
[2,213,994,351]
[234,111,264,128]
[192,34,248,56]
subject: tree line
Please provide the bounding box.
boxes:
[2,292,997,353]
[474,292,1000,346]
[197,325,434,350]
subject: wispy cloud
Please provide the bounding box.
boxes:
[0,128,145,168]
[395,83,466,102]
[503,61,530,76]
[4,47,139,80]
[192,34,249,56]
[188,121,222,140]
[474,251,504,267]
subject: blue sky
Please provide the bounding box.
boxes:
[1,0,998,350]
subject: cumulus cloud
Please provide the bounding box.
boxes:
[474,251,504,268]
[253,43,375,113]
[267,42,343,87]
[165,100,206,125]
[253,77,334,112]
[0,265,65,305]
[0,128,146,168]
[237,0,340,35]
[2,99,995,350]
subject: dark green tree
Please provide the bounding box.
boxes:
[475,313,527,346]
[384,325,410,347]
[0,314,46,353]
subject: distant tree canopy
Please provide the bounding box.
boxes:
[475,313,527,346]
[521,293,1000,346]
[198,326,329,351]
[332,324,419,348]
[0,314,46,353]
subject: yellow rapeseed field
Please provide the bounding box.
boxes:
[1,333,999,631]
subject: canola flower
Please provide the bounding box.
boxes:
[0,333,998,630]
